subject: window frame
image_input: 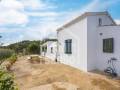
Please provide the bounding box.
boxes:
[42,45,47,52]
[65,39,72,54]
[103,38,114,53]
[51,47,53,53]
[98,18,102,26]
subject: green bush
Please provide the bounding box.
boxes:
[0,67,18,90]
[27,43,40,54]
[5,54,17,71]
[0,49,14,65]
[8,54,17,65]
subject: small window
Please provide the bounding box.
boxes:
[65,39,72,54]
[51,47,53,53]
[99,18,102,26]
[45,46,47,52]
[42,46,47,52]
[42,47,44,52]
[103,38,114,53]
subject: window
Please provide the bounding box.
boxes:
[51,47,53,53]
[42,47,44,52]
[103,38,114,53]
[99,18,102,26]
[45,46,47,52]
[42,46,47,52]
[65,39,72,54]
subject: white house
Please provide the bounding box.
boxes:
[57,11,120,76]
[41,39,57,61]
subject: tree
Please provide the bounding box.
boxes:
[6,40,41,54]
[27,43,40,54]
[0,36,2,46]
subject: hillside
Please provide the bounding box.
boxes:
[0,40,41,54]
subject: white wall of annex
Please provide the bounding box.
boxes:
[57,18,88,71]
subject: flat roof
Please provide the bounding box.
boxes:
[41,39,57,46]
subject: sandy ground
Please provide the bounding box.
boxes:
[11,56,120,90]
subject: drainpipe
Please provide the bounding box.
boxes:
[55,31,60,62]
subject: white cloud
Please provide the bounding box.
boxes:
[0,10,28,25]
[21,0,56,10]
[22,21,59,40]
[26,12,58,17]
[0,0,28,26]
[0,0,57,26]
[1,0,120,45]
[2,34,25,46]
[21,0,45,10]
[0,0,24,10]
[0,0,59,42]
[0,27,22,33]
[115,20,120,24]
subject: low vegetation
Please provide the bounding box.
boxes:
[0,67,18,90]
[0,49,14,65]
[27,43,40,54]
[1,40,41,55]
[6,54,18,71]
[0,48,18,90]
[8,54,17,65]
[0,40,42,90]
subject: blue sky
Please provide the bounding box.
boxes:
[0,0,120,45]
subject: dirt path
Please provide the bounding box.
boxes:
[11,56,120,90]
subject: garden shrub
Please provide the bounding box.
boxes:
[8,54,17,65]
[27,43,40,54]
[0,49,14,65]
[6,54,17,71]
[0,67,18,90]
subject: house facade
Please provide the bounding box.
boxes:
[41,39,57,61]
[57,12,120,75]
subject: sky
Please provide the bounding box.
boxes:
[0,0,120,45]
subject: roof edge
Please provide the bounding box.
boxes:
[57,11,116,32]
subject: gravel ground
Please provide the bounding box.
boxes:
[11,56,120,90]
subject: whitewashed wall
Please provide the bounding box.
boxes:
[58,18,88,71]
[97,26,120,75]
[46,42,57,61]
[87,14,115,71]
[41,43,47,56]
[41,41,57,61]
[57,12,120,75]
